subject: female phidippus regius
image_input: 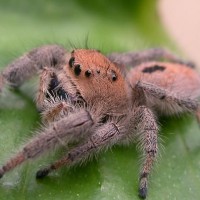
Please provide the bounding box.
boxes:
[0,45,200,199]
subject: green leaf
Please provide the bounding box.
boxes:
[0,0,199,200]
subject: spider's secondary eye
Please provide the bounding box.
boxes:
[107,69,117,82]
[69,57,75,68]
[111,70,117,81]
[85,70,92,77]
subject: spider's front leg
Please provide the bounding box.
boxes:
[0,109,93,178]
[36,67,72,118]
[36,67,56,109]
[36,107,158,199]
[35,119,127,178]
[0,45,68,92]
[41,101,71,123]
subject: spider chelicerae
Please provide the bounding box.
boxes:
[0,45,199,199]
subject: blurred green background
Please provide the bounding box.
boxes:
[0,0,200,200]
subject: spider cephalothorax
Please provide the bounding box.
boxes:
[63,49,132,115]
[0,45,199,199]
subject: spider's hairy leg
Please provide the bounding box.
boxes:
[35,120,126,179]
[195,107,200,126]
[136,106,158,199]
[136,81,199,115]
[108,48,195,68]
[36,68,71,118]
[42,101,71,123]
[36,67,55,109]
[0,109,93,178]
[0,45,68,92]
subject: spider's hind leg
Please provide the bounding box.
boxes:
[136,81,199,116]
[108,48,195,68]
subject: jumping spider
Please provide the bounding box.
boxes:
[0,45,200,199]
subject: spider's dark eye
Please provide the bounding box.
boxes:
[85,70,92,77]
[74,64,81,76]
[112,71,117,81]
[69,57,75,68]
[111,70,117,81]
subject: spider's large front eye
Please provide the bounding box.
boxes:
[108,70,117,82]
[74,64,81,76]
